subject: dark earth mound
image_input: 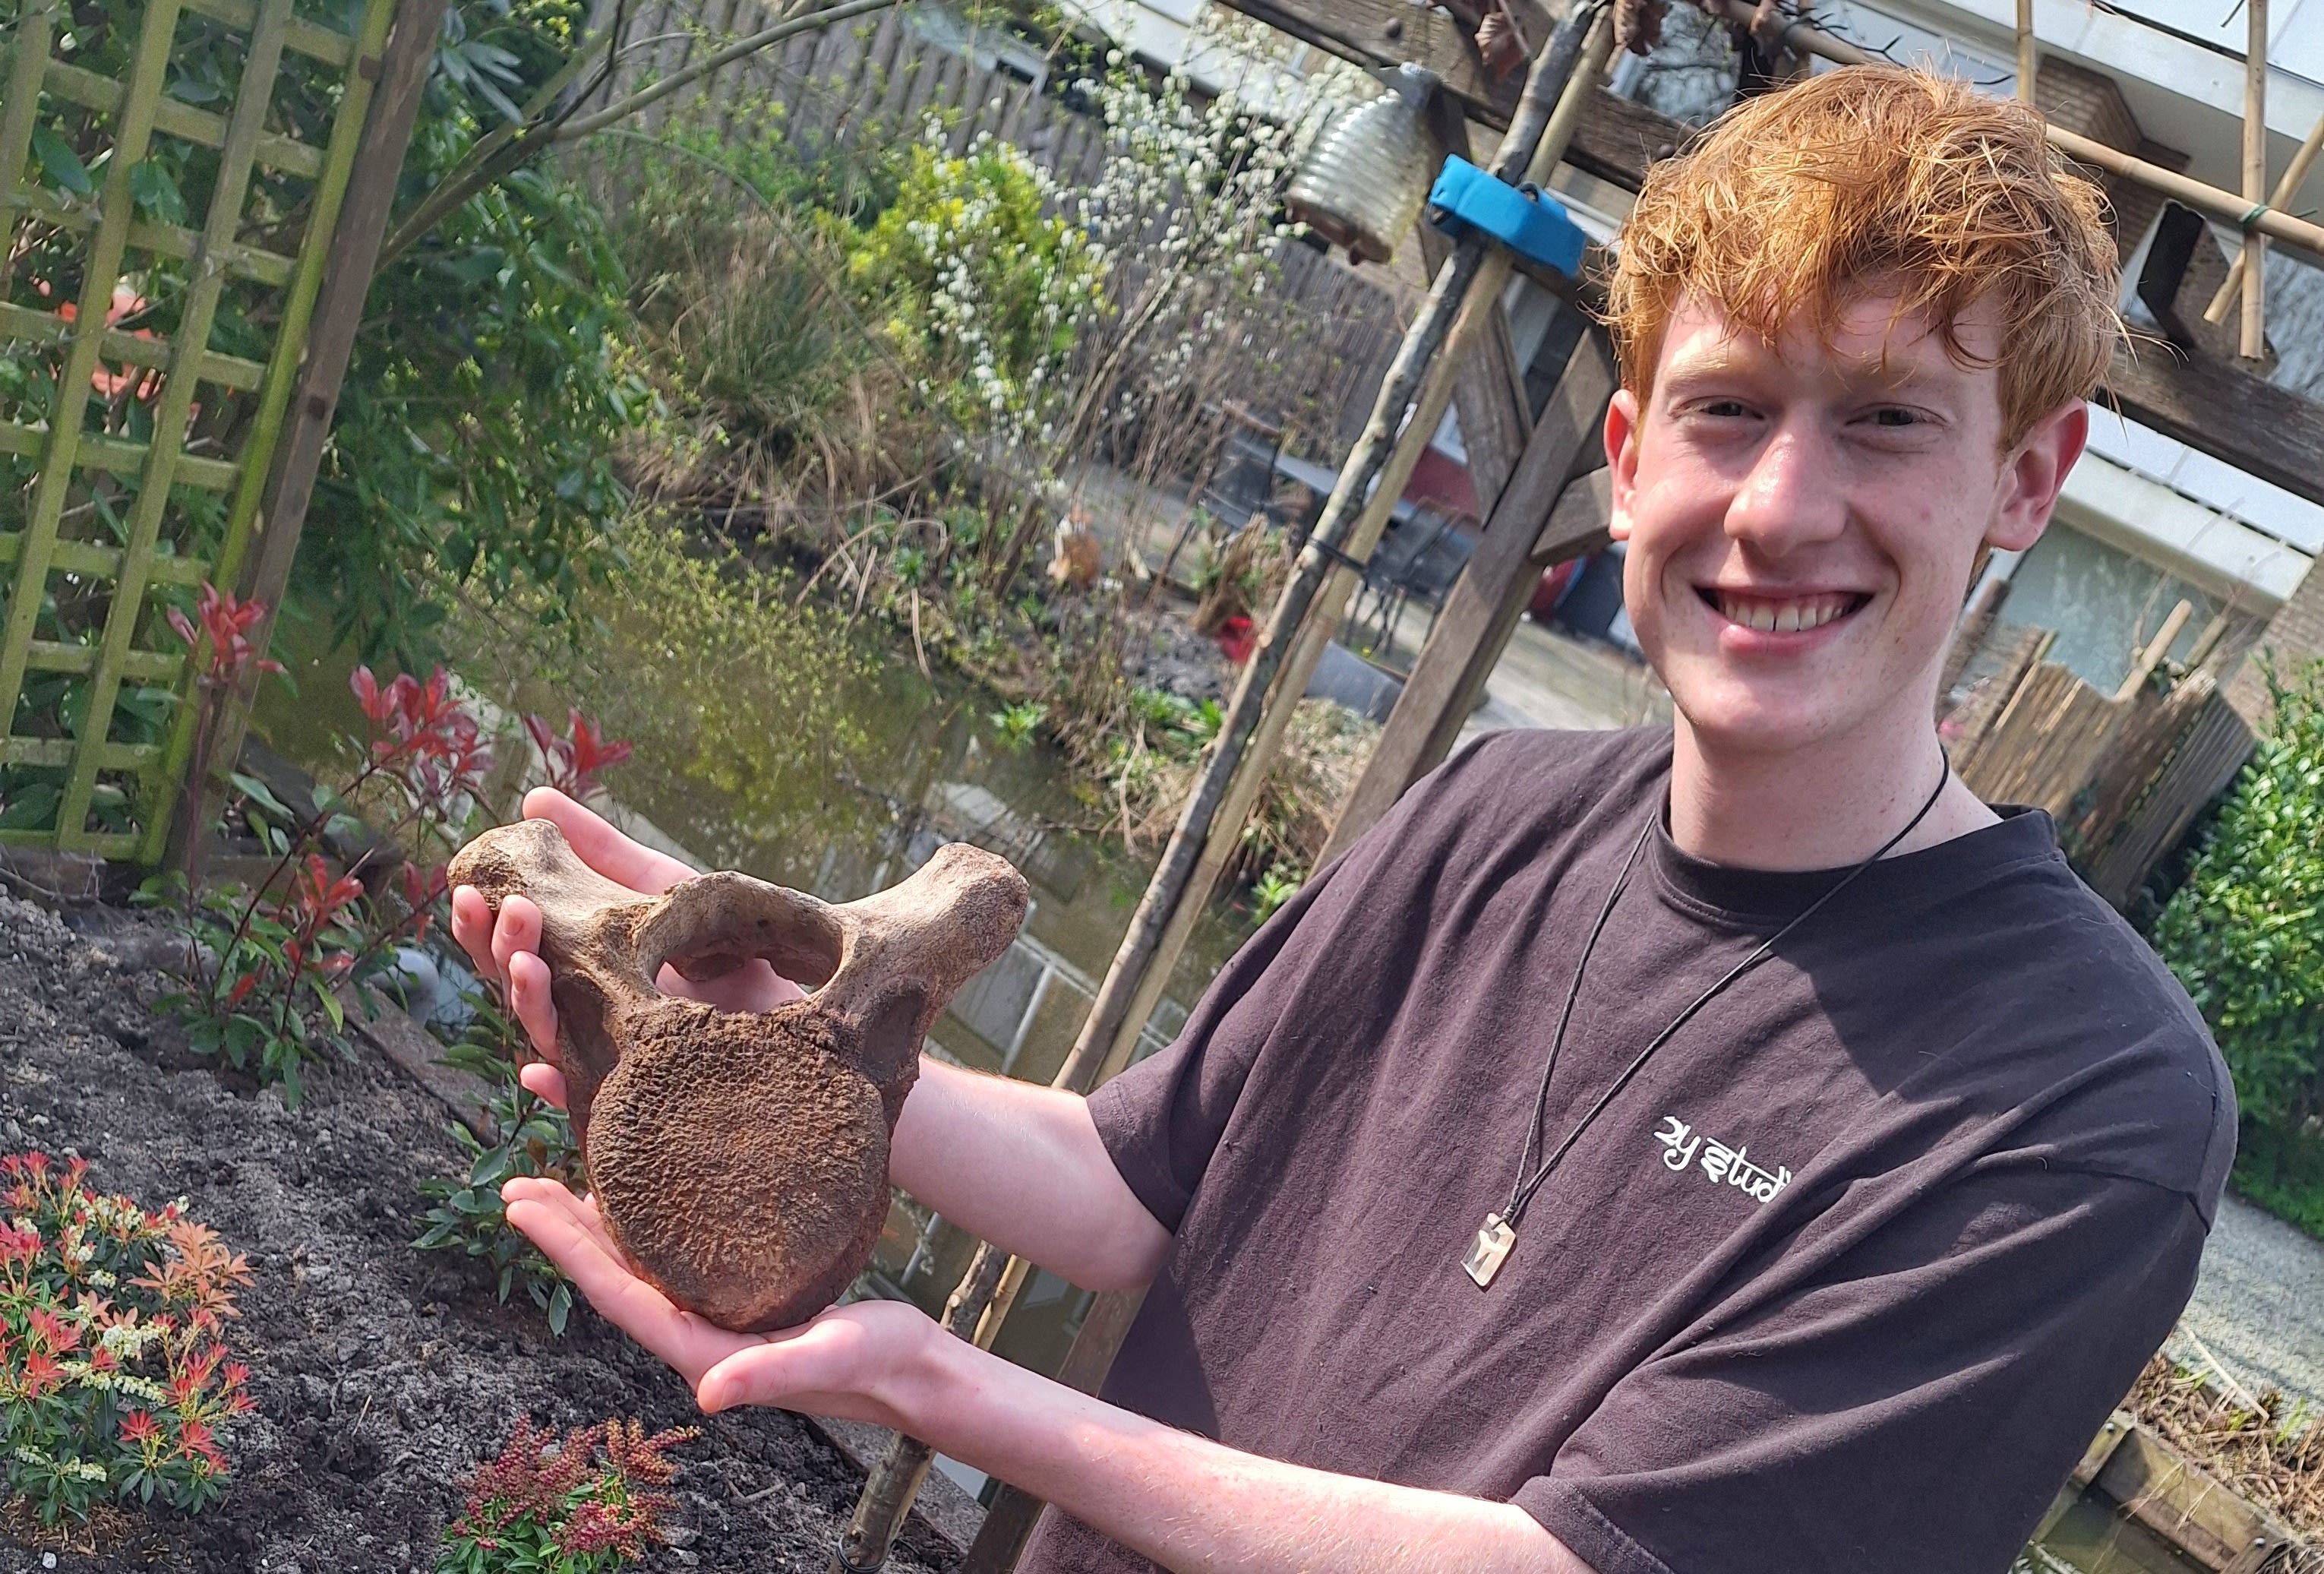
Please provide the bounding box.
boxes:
[0,895,952,1574]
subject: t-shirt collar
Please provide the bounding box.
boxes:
[1643,792,2064,927]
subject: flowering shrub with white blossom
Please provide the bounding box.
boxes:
[848,128,1106,450]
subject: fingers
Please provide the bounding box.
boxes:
[517,1060,569,1110]
[503,1183,753,1386]
[524,788,698,896]
[450,886,496,978]
[504,950,560,1060]
[504,1177,617,1259]
[488,894,544,985]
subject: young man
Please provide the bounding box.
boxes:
[455,65,2233,1574]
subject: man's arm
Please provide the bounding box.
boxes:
[503,1178,1595,1574]
[892,1320,1593,1574]
[889,1057,1171,1291]
[449,789,1171,1292]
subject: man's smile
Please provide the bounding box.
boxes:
[1694,587,1874,637]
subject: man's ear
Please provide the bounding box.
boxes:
[1989,399,2088,554]
[1605,387,1642,542]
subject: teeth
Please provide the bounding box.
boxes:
[1717,593,1852,633]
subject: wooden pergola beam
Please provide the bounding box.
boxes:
[1224,0,2324,513]
[1320,330,1618,863]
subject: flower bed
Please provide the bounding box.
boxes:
[0,894,952,1572]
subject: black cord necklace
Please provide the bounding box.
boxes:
[1462,754,1954,1289]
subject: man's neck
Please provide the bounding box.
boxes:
[1667,710,2000,871]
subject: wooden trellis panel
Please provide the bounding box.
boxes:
[0,0,397,858]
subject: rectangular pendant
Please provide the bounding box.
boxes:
[1464,1212,1516,1288]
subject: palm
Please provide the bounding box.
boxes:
[450,789,806,1108]
[500,1177,933,1421]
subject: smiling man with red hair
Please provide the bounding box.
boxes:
[456,64,2231,1574]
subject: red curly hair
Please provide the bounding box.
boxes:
[1602,65,2123,445]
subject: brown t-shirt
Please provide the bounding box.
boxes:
[1022,726,2234,1574]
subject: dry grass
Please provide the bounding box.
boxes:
[1126,698,1379,879]
[2126,1351,2324,1554]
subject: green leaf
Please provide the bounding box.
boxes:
[127,160,186,226]
[31,126,91,196]
[230,771,296,823]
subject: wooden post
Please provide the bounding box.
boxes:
[1318,330,1617,866]
[2016,0,2036,105]
[1417,89,1529,509]
[829,12,1616,1567]
[2206,110,2323,326]
[2240,0,2269,362]
[167,0,450,868]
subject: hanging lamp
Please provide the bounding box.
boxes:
[1284,65,1442,265]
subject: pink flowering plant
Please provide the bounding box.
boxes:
[436,1418,696,1574]
[0,1153,254,1528]
[522,710,633,802]
[151,659,495,1105]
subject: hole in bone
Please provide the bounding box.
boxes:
[649,959,811,1012]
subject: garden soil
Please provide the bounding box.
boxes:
[0,895,954,1574]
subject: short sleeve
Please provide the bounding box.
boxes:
[1084,832,1350,1233]
[1087,729,1541,1232]
[1515,1165,2209,1574]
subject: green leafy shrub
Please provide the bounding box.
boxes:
[1249,864,1301,926]
[2155,660,2324,1133]
[0,1153,254,1527]
[846,128,1105,445]
[415,997,583,1334]
[437,1418,695,1573]
[312,125,650,662]
[247,0,651,664]
[989,700,1049,749]
[2229,1120,2324,1241]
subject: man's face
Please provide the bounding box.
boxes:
[1605,289,2085,758]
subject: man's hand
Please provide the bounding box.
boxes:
[503,1171,1587,1574]
[500,1176,939,1424]
[449,789,804,1107]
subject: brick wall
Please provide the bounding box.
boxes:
[2228,561,2324,728]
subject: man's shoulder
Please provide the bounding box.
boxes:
[1404,725,1672,839]
[1915,835,2236,1222]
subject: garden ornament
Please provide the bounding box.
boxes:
[448,820,1028,1332]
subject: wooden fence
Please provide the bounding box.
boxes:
[572,0,1408,454]
[0,0,400,858]
[1950,629,2255,910]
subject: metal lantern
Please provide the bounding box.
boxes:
[1285,65,1440,265]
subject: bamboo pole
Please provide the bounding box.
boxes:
[1691,0,2324,265]
[2240,0,2268,361]
[2206,110,2323,325]
[2016,0,2036,105]
[821,9,1613,1570]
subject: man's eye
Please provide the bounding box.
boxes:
[1694,400,1751,419]
[1868,407,1921,428]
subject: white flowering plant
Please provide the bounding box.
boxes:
[1046,25,1356,453]
[847,126,1107,450]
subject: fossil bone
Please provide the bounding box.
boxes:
[447,820,1028,1332]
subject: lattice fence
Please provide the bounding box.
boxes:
[0,0,396,858]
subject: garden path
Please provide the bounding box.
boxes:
[2172,1194,2324,1417]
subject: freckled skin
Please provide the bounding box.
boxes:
[447,820,1028,1332]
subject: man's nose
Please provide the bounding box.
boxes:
[1722,419,1848,556]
